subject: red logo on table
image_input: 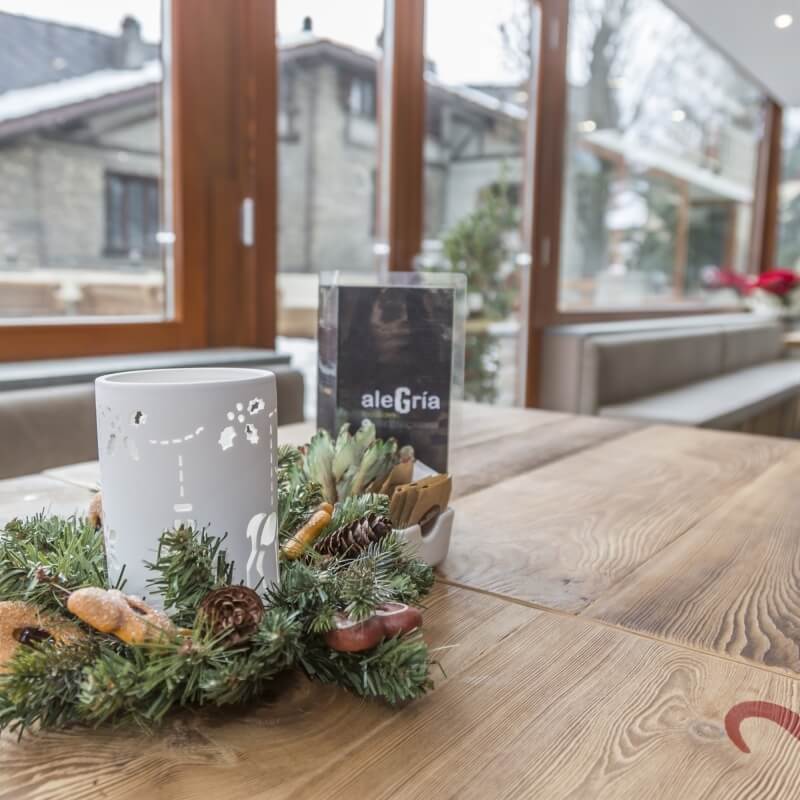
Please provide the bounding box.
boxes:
[725,701,800,753]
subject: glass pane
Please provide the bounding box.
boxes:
[127,179,146,256]
[778,109,800,270]
[106,174,125,253]
[419,0,531,406]
[0,3,170,320]
[560,0,763,310]
[276,2,385,418]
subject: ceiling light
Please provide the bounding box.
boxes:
[671,109,686,122]
[775,13,793,28]
[577,119,597,133]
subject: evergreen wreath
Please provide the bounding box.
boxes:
[0,436,436,736]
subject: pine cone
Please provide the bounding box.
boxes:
[198,586,264,646]
[316,513,392,558]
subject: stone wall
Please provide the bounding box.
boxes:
[0,54,520,305]
[277,56,522,275]
[279,60,377,274]
[0,131,160,272]
[0,143,39,269]
[312,75,376,274]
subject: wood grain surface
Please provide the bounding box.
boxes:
[440,425,794,612]
[279,403,638,499]
[450,413,638,498]
[43,462,101,492]
[8,405,800,798]
[28,404,574,514]
[3,584,800,800]
[0,474,93,527]
[583,445,800,675]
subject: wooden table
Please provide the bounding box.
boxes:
[3,403,800,799]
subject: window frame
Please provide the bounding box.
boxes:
[0,0,277,360]
[348,74,377,119]
[381,0,773,407]
[522,0,779,404]
[0,0,784,416]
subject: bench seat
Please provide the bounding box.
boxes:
[600,360,800,429]
[0,351,305,479]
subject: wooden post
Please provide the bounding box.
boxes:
[751,100,783,273]
[382,0,426,272]
[245,0,278,348]
[525,0,570,407]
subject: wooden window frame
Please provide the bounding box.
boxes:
[1,0,785,418]
[379,0,763,407]
[751,100,783,273]
[523,0,782,404]
[0,0,277,361]
[528,0,760,322]
[383,0,426,272]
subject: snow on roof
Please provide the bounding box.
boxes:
[279,33,382,64]
[278,31,326,49]
[0,60,161,124]
[279,34,527,122]
[425,70,527,121]
[0,34,526,130]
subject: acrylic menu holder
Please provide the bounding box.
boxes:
[317,271,466,565]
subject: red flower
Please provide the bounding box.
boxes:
[752,269,800,297]
[701,267,751,296]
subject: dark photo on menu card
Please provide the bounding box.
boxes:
[318,285,454,473]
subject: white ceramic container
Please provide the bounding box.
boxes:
[395,507,454,567]
[95,367,278,601]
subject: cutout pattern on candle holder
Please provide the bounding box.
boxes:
[95,373,278,599]
[219,397,268,450]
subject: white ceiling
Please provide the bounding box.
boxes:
[666,0,800,106]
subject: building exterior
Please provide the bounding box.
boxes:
[0,13,527,319]
[0,12,162,316]
[0,11,762,320]
[277,35,526,275]
[0,14,161,271]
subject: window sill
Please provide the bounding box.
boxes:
[0,348,291,392]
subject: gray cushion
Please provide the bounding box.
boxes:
[583,328,724,411]
[721,323,784,372]
[0,366,305,479]
[599,360,800,429]
[0,384,98,480]
[271,365,305,426]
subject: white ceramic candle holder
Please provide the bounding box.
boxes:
[395,508,454,567]
[95,368,279,602]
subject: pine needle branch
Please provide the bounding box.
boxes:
[0,514,113,612]
[320,494,389,538]
[77,608,302,729]
[0,639,99,736]
[278,480,323,542]
[0,507,437,733]
[145,526,233,627]
[301,632,433,705]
